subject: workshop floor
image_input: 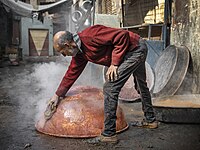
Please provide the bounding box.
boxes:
[0,61,200,150]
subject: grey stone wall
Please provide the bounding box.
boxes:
[171,0,200,93]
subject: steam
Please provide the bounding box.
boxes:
[30,61,67,121]
[4,57,104,123]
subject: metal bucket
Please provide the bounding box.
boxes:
[153,94,200,123]
[35,86,128,138]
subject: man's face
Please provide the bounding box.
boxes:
[57,43,79,57]
[53,31,79,57]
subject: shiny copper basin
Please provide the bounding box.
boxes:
[35,86,128,138]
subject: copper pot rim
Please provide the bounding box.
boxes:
[35,123,129,138]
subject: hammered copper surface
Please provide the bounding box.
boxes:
[35,86,128,138]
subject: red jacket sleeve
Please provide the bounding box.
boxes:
[56,54,88,97]
[91,26,130,66]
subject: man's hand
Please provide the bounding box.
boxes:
[106,65,119,82]
[44,94,62,120]
[48,94,60,106]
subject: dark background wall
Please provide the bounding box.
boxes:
[171,0,200,93]
[0,4,12,59]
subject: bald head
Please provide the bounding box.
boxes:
[53,31,79,57]
[53,31,73,52]
[53,31,65,51]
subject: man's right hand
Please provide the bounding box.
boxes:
[106,65,119,82]
[44,94,62,120]
[48,94,60,106]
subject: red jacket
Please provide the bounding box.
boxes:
[56,25,140,97]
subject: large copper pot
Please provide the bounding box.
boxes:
[35,86,128,138]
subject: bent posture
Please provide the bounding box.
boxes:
[45,25,158,143]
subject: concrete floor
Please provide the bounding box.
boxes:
[0,61,200,150]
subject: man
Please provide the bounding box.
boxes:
[44,25,158,143]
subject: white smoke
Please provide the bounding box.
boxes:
[30,61,68,121]
[4,58,104,123]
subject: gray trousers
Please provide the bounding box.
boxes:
[102,39,155,136]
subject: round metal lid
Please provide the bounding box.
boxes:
[152,45,190,97]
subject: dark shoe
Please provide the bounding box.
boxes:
[100,134,118,143]
[141,120,158,129]
[131,120,158,129]
[87,135,118,144]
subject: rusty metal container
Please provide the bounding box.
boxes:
[35,86,128,138]
[153,94,200,123]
